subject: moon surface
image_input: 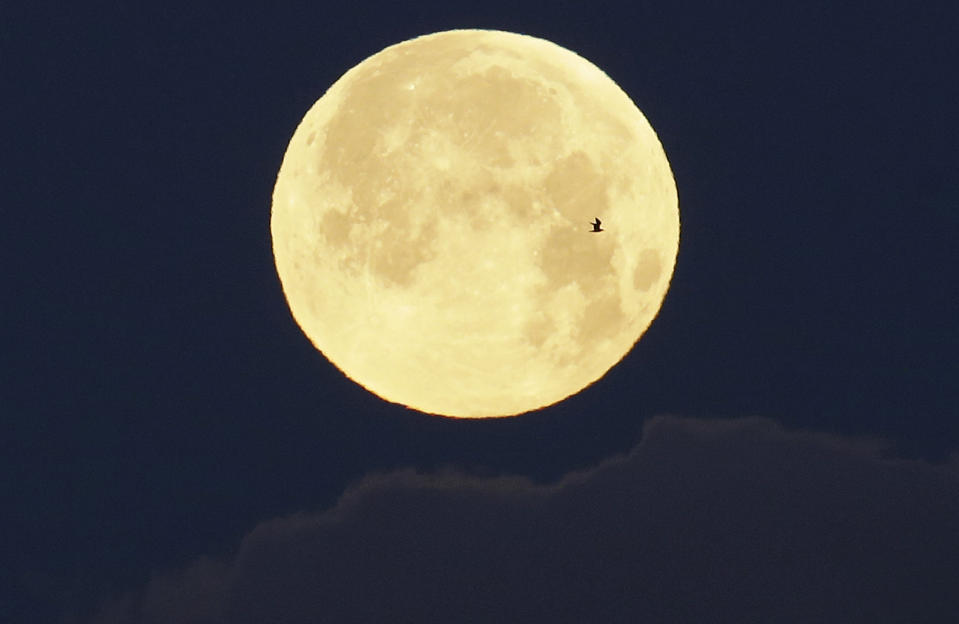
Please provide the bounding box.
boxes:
[272,29,679,418]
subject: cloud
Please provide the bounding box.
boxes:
[91,416,959,624]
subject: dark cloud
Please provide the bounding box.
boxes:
[91,416,959,624]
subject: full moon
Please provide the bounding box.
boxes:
[272,29,679,418]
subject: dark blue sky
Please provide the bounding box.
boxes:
[6,3,959,622]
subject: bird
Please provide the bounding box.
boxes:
[590,217,603,232]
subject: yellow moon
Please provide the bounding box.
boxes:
[272,29,679,418]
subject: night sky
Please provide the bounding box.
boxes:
[7,3,959,623]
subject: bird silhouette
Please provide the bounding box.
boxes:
[590,217,603,232]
